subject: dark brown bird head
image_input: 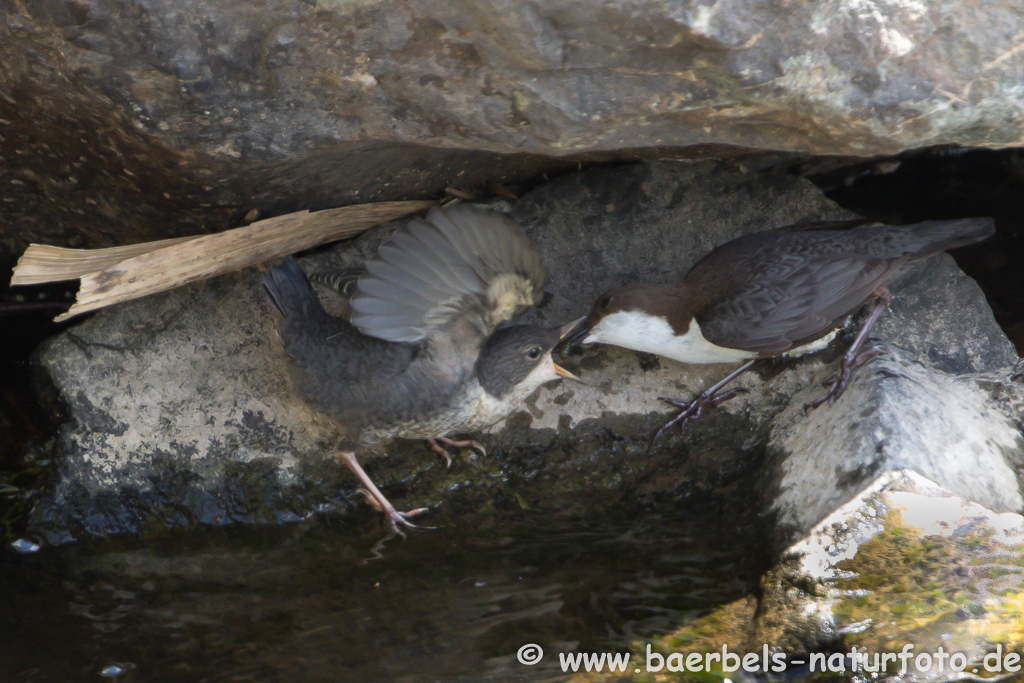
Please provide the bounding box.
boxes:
[566,284,689,348]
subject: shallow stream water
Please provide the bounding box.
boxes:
[3,506,759,682]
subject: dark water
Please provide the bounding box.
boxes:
[2,508,758,682]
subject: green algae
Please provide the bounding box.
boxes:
[830,507,1021,657]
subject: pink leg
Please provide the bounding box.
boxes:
[339,451,428,535]
[426,437,486,467]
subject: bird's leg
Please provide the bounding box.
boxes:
[339,451,428,535]
[805,287,891,412]
[653,359,758,443]
[426,437,486,468]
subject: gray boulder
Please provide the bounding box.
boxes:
[4,0,1024,261]
[29,160,1024,543]
[5,0,1022,160]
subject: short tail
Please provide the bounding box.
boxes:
[263,257,327,324]
[906,217,995,257]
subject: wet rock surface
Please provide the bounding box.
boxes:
[28,160,1024,544]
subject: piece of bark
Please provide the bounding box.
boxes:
[11,200,436,322]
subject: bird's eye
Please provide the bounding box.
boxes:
[599,295,612,310]
[526,346,541,360]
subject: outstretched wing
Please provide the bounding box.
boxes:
[349,204,546,343]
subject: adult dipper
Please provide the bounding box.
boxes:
[264,204,577,532]
[566,217,995,440]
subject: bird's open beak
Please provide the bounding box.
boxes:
[552,361,580,381]
[552,317,586,382]
[559,316,593,348]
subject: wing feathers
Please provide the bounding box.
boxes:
[700,255,891,352]
[350,205,546,343]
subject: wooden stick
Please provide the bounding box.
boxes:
[11,236,197,285]
[11,200,436,322]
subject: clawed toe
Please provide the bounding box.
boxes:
[356,488,429,534]
[459,440,487,457]
[652,383,749,445]
[427,437,486,467]
[652,401,700,444]
[803,390,836,413]
[340,450,431,536]
[658,396,691,410]
[386,507,430,536]
[805,341,887,413]
[710,386,748,405]
[806,369,850,412]
[854,343,885,366]
[357,488,384,512]
[426,438,453,467]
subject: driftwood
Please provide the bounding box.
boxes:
[11,200,436,322]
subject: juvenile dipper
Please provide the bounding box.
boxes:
[567,217,995,440]
[264,204,577,532]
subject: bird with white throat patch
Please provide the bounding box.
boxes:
[566,217,996,441]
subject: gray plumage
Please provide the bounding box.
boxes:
[263,204,559,448]
[348,203,546,344]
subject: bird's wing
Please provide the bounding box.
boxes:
[692,232,897,353]
[349,204,546,343]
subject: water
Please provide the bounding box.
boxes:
[1,508,759,682]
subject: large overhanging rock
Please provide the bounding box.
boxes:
[3,0,1024,260]
[28,160,1024,543]
[5,0,1023,159]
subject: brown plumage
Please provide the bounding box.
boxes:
[569,217,996,437]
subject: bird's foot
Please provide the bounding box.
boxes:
[356,489,429,536]
[653,386,749,444]
[427,437,486,467]
[341,450,430,536]
[804,341,886,412]
[384,507,430,536]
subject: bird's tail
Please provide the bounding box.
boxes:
[263,257,328,325]
[904,217,995,257]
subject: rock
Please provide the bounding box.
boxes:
[5,0,1023,160]
[4,0,1024,261]
[768,348,1024,544]
[764,252,1024,543]
[631,471,1024,680]
[29,160,1023,542]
